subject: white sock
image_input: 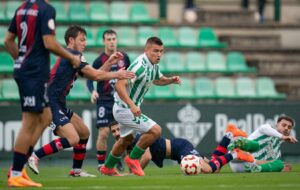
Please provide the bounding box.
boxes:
[11,170,22,177]
[73,168,81,173]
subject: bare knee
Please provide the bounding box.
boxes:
[150,125,161,139]
[98,128,109,142]
[119,135,134,148]
[81,126,90,139]
[67,134,80,147]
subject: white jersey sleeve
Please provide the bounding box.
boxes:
[258,124,283,139]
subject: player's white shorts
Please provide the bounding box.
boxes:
[229,160,246,173]
[113,103,157,137]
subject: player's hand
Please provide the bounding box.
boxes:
[107,52,124,65]
[130,104,141,117]
[171,76,181,84]
[282,163,292,172]
[116,68,135,80]
[91,91,99,103]
[71,55,81,68]
[282,135,298,143]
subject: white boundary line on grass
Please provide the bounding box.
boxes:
[42,184,300,189]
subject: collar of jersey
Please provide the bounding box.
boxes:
[142,53,154,68]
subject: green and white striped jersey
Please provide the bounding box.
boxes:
[248,124,283,161]
[114,53,163,107]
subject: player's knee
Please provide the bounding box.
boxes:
[68,134,80,147]
[99,129,109,140]
[151,125,161,139]
[80,125,90,139]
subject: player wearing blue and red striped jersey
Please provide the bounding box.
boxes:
[27,25,134,177]
[110,124,254,174]
[86,29,130,172]
[5,0,81,187]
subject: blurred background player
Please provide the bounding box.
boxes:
[110,123,254,174]
[229,114,297,173]
[86,29,131,173]
[100,37,181,176]
[27,25,134,177]
[241,0,266,23]
[5,0,81,187]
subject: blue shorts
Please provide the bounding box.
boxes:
[48,100,73,135]
[170,138,201,164]
[15,78,49,113]
[96,100,116,128]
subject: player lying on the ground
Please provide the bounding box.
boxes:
[27,25,134,177]
[229,114,297,173]
[110,123,253,174]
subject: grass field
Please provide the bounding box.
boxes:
[1,164,300,190]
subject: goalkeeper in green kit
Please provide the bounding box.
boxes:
[229,114,298,173]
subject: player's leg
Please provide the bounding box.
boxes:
[96,127,110,168]
[28,122,78,174]
[9,79,47,187]
[101,134,134,176]
[211,123,248,158]
[204,149,254,174]
[247,159,285,172]
[228,137,260,152]
[9,112,42,187]
[69,113,95,177]
[125,117,161,176]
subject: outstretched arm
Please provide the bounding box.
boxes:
[42,35,81,68]
[82,65,134,81]
[153,76,181,86]
[100,52,124,71]
[259,124,298,143]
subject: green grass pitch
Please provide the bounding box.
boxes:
[1,164,300,190]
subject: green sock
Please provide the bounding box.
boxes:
[239,139,260,152]
[129,145,145,159]
[104,152,121,168]
[260,160,284,172]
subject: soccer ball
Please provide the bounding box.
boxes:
[180,155,202,175]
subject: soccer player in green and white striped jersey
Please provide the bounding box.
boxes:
[100,37,181,176]
[229,114,297,173]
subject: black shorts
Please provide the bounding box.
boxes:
[96,100,116,128]
[49,100,73,135]
[15,78,49,113]
[171,138,201,164]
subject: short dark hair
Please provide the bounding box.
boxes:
[102,29,117,40]
[277,114,295,127]
[146,36,163,46]
[64,25,87,45]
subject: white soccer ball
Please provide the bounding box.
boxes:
[180,155,202,175]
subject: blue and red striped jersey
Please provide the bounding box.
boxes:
[86,52,131,101]
[8,0,55,81]
[48,49,87,104]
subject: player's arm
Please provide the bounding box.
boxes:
[42,35,81,68]
[153,75,181,86]
[140,148,152,169]
[81,65,134,81]
[259,124,297,143]
[100,52,124,71]
[4,32,18,59]
[200,161,213,174]
[115,79,141,116]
